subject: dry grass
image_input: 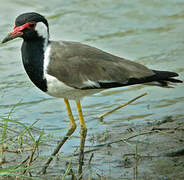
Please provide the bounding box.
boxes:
[0,102,184,180]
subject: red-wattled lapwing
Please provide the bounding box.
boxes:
[2,12,183,175]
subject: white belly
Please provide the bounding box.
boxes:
[45,74,102,100]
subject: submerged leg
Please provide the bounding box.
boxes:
[41,98,77,174]
[76,101,87,178]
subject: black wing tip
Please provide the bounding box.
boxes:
[152,69,183,83]
[152,69,179,77]
[167,78,183,83]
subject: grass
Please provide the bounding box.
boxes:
[0,103,149,180]
[1,101,21,142]
[0,108,138,180]
[0,102,98,180]
[1,100,183,179]
[0,93,149,179]
[0,102,44,179]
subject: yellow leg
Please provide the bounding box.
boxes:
[64,99,77,131]
[41,98,76,174]
[76,101,87,178]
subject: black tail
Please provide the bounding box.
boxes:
[124,70,183,87]
[152,70,183,84]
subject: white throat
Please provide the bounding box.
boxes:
[35,22,49,51]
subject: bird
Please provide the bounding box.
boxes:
[2,12,182,175]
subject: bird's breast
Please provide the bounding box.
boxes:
[45,73,102,100]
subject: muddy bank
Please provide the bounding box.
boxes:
[0,116,184,179]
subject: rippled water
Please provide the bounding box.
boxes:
[0,0,184,153]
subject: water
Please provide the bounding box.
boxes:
[0,0,184,154]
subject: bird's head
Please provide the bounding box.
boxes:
[2,12,49,43]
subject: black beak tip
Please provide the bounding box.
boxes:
[1,34,11,44]
[1,32,23,44]
[2,38,8,44]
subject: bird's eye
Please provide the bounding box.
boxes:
[29,23,35,28]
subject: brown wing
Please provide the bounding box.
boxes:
[47,41,155,89]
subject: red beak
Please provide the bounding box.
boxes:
[2,25,24,43]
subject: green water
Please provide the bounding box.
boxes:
[0,0,184,154]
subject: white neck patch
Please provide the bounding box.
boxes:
[43,45,51,77]
[35,22,49,51]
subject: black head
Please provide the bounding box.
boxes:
[15,12,48,27]
[2,12,49,43]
